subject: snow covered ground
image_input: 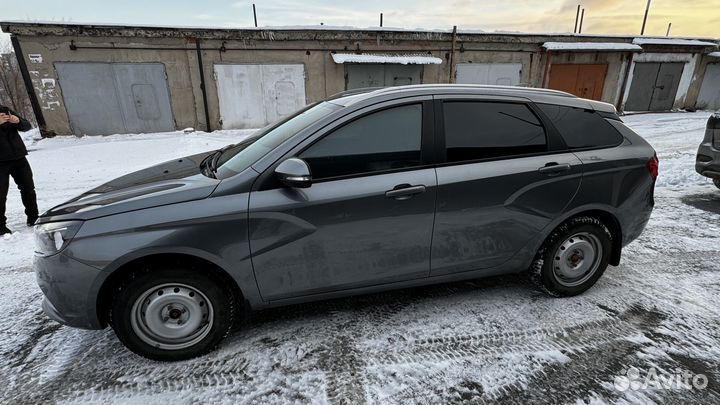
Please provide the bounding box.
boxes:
[1,112,719,405]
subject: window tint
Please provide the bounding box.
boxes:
[443,102,546,162]
[300,104,422,179]
[537,104,623,149]
[215,101,340,179]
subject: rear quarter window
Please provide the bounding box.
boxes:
[537,104,623,149]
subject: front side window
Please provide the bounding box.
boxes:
[443,101,547,162]
[214,101,341,179]
[300,104,422,179]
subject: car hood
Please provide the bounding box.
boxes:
[39,151,220,222]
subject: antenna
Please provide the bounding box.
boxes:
[252,3,258,28]
[666,22,672,36]
[578,8,585,34]
[380,13,383,27]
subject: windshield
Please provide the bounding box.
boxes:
[212,102,341,179]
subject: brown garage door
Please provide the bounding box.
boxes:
[548,64,608,101]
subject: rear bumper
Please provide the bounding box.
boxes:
[34,252,108,330]
[618,176,655,248]
[621,202,653,247]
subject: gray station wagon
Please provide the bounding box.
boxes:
[34,85,657,360]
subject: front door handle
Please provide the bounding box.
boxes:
[385,184,426,200]
[538,162,571,175]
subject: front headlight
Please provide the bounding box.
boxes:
[34,221,83,257]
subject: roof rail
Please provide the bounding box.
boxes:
[369,84,576,98]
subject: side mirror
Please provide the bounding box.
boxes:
[275,158,312,188]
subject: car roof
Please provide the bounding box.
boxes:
[329,84,617,114]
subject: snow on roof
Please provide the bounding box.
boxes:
[632,38,718,47]
[331,53,443,65]
[707,52,720,58]
[0,20,452,33]
[542,42,642,51]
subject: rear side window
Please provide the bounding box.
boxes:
[537,104,623,149]
[443,101,547,162]
[300,104,422,179]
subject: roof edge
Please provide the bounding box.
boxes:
[2,20,718,43]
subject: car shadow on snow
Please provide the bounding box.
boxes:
[241,272,532,328]
[681,191,720,215]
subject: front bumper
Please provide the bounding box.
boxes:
[34,252,108,330]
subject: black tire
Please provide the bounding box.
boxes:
[529,216,612,297]
[714,178,720,189]
[110,266,235,361]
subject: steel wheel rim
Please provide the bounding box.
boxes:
[130,283,214,350]
[552,232,603,287]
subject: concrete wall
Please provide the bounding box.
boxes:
[3,23,717,135]
[12,33,460,134]
[14,35,201,135]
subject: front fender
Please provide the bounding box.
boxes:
[62,193,265,309]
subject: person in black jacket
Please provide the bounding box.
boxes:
[0,105,38,235]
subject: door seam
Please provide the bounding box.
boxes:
[427,168,439,277]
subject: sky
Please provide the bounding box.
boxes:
[1,0,719,46]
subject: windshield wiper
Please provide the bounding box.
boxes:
[200,153,218,178]
[201,144,236,178]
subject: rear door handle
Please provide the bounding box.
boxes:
[385,184,426,200]
[538,162,571,175]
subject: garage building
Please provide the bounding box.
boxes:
[0,21,717,136]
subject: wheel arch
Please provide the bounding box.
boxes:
[554,208,623,266]
[96,252,247,327]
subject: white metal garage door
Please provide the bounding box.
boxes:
[456,63,522,86]
[697,64,720,111]
[214,64,306,129]
[56,63,175,135]
[345,64,424,89]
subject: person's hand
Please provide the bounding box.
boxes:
[0,114,19,124]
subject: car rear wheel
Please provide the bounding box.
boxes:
[714,178,720,189]
[530,216,612,297]
[110,267,235,361]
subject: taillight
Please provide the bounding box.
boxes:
[647,154,659,180]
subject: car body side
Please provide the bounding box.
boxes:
[34,86,656,330]
[696,113,720,181]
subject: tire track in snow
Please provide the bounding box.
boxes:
[370,304,658,367]
[377,304,666,404]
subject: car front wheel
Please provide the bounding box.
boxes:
[530,216,612,297]
[110,266,235,361]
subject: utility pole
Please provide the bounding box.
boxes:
[640,0,651,35]
[574,5,581,33]
[380,13,383,27]
[666,22,672,36]
[578,8,585,34]
[252,3,258,27]
[449,25,457,83]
